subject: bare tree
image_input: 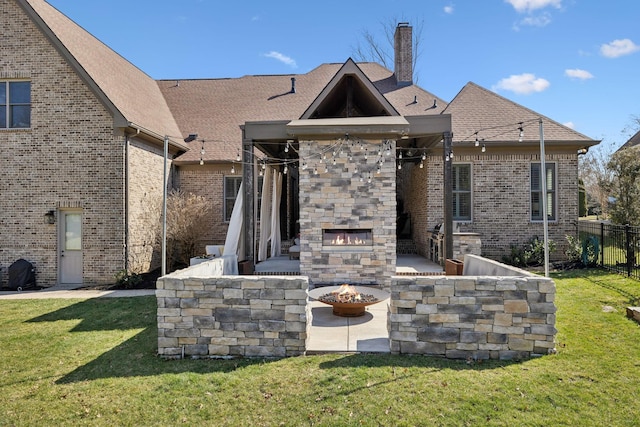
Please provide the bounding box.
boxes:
[145,189,213,271]
[352,18,424,84]
[607,146,640,226]
[579,144,615,218]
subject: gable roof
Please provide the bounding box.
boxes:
[19,0,182,144]
[300,58,399,119]
[159,62,447,163]
[443,82,599,146]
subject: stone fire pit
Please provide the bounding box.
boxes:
[308,284,390,317]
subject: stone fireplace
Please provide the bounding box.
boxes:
[298,138,397,288]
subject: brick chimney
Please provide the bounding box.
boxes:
[394,23,413,87]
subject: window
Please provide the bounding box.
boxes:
[531,163,556,221]
[452,164,472,221]
[224,176,242,221]
[1,81,31,129]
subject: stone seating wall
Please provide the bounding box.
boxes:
[157,255,556,360]
[389,254,556,360]
[156,275,309,358]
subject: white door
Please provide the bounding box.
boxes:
[60,210,83,285]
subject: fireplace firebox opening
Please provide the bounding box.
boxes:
[323,229,373,246]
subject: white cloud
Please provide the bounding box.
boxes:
[263,51,297,68]
[565,69,594,80]
[492,73,550,95]
[518,13,551,27]
[563,121,575,129]
[444,5,454,14]
[506,0,562,13]
[600,39,640,58]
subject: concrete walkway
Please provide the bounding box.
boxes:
[306,300,389,353]
[0,288,155,300]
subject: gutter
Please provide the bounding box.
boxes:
[126,122,191,152]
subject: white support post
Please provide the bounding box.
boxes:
[162,135,168,276]
[539,119,550,277]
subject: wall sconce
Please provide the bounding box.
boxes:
[44,210,56,224]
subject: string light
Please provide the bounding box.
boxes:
[231,164,236,174]
[518,123,524,142]
[481,144,486,153]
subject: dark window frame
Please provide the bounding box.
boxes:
[1,80,31,129]
[530,162,556,221]
[452,163,472,221]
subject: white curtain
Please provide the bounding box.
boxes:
[223,182,243,257]
[270,171,283,257]
[257,167,273,261]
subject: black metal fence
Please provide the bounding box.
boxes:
[578,221,640,280]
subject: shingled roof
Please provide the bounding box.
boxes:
[21,0,182,142]
[159,62,447,163]
[619,129,640,151]
[443,82,598,145]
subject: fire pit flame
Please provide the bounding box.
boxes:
[311,284,389,317]
[332,284,362,303]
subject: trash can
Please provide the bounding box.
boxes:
[445,259,464,276]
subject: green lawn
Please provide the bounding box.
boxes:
[1,270,639,426]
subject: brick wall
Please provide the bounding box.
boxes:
[127,139,178,273]
[422,151,578,261]
[177,164,238,252]
[1,0,126,286]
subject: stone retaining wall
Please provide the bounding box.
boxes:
[388,273,557,360]
[157,275,310,358]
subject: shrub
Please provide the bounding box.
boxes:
[114,269,143,289]
[502,237,556,267]
[564,235,583,263]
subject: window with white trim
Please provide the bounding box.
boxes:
[1,81,31,129]
[453,163,472,221]
[224,176,242,222]
[531,162,556,221]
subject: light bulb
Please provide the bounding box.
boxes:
[421,152,426,161]
[200,159,204,166]
[481,144,486,153]
[475,137,479,147]
[399,151,403,160]
[398,162,402,170]
[419,161,424,169]
[284,143,289,153]
[231,165,235,174]
[284,165,288,174]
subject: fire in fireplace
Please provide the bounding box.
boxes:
[323,229,372,246]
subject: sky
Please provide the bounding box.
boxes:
[46,0,640,151]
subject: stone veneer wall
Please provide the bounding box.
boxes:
[157,273,309,358]
[298,139,397,288]
[389,257,556,359]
